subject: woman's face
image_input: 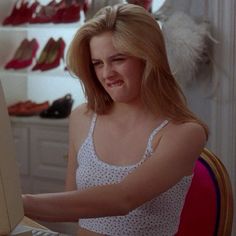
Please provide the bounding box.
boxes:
[89,31,145,104]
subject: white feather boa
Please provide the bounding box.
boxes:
[154,3,211,85]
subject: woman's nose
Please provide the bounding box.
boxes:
[102,64,114,79]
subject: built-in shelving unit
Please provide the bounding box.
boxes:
[0,0,85,107]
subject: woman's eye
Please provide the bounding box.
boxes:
[92,61,103,67]
[113,57,125,62]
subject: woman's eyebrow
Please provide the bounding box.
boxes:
[91,53,126,62]
[109,53,125,60]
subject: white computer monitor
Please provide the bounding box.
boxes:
[0,81,25,235]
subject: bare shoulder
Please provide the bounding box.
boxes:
[69,103,94,150]
[70,103,93,125]
[165,121,207,144]
[155,121,207,167]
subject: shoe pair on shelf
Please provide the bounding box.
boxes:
[4,37,65,71]
[4,38,39,70]
[2,0,88,25]
[2,0,39,26]
[40,94,74,119]
[32,37,66,71]
[8,100,49,116]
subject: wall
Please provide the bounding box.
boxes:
[169,0,235,234]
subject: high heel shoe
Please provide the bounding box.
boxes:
[4,39,29,69]
[52,0,81,23]
[40,38,66,71]
[29,0,57,24]
[6,39,39,70]
[40,94,73,119]
[2,0,26,25]
[32,37,56,71]
[11,0,39,25]
[13,38,39,69]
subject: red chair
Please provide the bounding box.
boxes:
[176,148,234,236]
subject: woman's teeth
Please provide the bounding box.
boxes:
[108,80,123,87]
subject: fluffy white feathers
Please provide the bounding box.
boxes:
[161,12,210,85]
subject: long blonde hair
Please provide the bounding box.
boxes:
[67,3,208,137]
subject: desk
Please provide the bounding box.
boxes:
[20,217,48,230]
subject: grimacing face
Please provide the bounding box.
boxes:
[89,31,145,104]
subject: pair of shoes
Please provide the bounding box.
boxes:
[5,38,39,70]
[51,0,81,24]
[2,0,39,25]
[32,37,66,71]
[29,0,58,24]
[8,100,49,116]
[30,0,86,24]
[40,94,73,119]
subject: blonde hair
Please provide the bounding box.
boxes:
[67,3,208,137]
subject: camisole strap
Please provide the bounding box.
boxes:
[146,119,169,155]
[88,113,97,137]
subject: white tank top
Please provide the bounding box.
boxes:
[76,114,193,236]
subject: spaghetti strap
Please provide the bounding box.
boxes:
[146,119,169,155]
[88,113,97,137]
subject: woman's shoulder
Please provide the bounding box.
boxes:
[162,120,207,151]
[69,103,94,140]
[70,103,93,123]
[168,121,206,137]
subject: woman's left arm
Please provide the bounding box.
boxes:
[23,122,206,222]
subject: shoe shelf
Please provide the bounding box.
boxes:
[0,0,87,108]
[0,21,83,31]
[0,67,73,79]
[10,116,69,126]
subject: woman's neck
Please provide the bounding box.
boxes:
[107,101,158,127]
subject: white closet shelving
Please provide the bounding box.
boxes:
[0,0,85,107]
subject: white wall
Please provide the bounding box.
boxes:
[169,0,235,234]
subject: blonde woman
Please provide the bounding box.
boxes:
[23,4,208,236]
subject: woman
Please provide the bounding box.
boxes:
[23,3,208,236]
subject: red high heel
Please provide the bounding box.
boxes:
[29,0,57,24]
[40,38,66,71]
[12,0,39,25]
[52,0,81,23]
[4,39,29,69]
[32,38,56,71]
[8,39,39,70]
[14,38,39,69]
[2,0,27,25]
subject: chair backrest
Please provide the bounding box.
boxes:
[176,148,234,236]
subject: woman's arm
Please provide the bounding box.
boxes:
[23,121,206,222]
[65,103,92,191]
[65,110,79,191]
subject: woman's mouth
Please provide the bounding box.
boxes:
[107,80,124,88]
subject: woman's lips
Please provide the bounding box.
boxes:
[107,80,124,88]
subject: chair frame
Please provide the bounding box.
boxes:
[200,148,234,236]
